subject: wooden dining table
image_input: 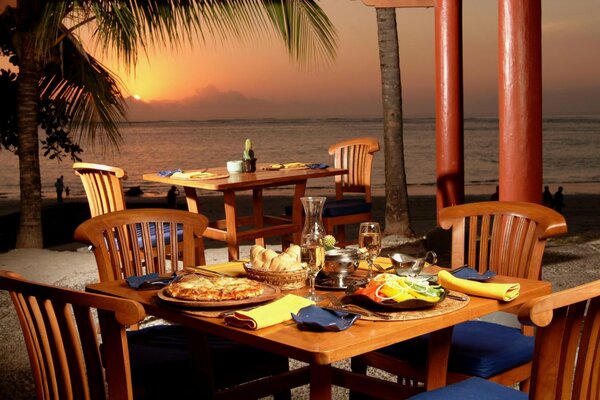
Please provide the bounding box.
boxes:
[143,164,347,261]
[86,266,552,400]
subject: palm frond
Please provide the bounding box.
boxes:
[39,28,126,151]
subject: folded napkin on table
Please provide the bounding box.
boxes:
[292,305,360,332]
[450,266,496,281]
[157,169,182,177]
[306,163,329,169]
[265,162,307,170]
[224,294,315,330]
[171,170,216,180]
[126,273,179,290]
[188,261,247,277]
[437,270,520,301]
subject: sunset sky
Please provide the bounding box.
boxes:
[2,0,599,120]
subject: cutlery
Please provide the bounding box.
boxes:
[446,292,469,301]
[325,293,393,320]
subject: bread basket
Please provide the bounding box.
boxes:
[244,263,307,290]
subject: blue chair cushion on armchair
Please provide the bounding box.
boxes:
[378,320,534,378]
[285,199,371,218]
[408,376,527,399]
[135,223,185,249]
[126,324,291,398]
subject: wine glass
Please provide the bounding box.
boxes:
[301,233,325,302]
[358,222,382,281]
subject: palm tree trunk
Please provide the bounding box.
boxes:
[16,35,44,248]
[376,8,415,239]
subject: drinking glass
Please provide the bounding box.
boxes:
[358,222,382,281]
[301,232,325,302]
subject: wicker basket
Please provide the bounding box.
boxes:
[244,264,307,290]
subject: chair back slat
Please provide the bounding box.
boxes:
[517,280,600,399]
[440,201,567,280]
[75,209,209,282]
[1,270,145,400]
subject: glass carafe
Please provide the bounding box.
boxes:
[300,196,326,301]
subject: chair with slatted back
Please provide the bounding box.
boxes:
[322,137,380,247]
[75,208,301,399]
[73,162,127,217]
[351,201,567,396]
[0,269,146,400]
[407,278,600,399]
[73,162,204,265]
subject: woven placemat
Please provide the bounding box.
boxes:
[358,292,470,322]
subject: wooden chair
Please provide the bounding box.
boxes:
[323,137,380,247]
[73,162,127,217]
[74,162,204,264]
[74,208,208,281]
[0,269,146,400]
[75,208,301,399]
[351,201,567,396]
[407,278,600,399]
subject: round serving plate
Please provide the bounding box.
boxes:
[156,282,280,309]
[342,288,447,310]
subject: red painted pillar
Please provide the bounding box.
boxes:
[498,0,543,203]
[435,0,464,220]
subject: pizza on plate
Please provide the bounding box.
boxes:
[164,275,264,301]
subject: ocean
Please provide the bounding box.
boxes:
[0,116,598,200]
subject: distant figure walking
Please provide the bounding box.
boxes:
[542,186,553,208]
[554,186,565,213]
[490,185,499,201]
[167,185,179,208]
[54,176,64,203]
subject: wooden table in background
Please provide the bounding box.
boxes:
[87,272,551,399]
[143,165,347,260]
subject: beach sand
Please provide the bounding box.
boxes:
[1,193,599,399]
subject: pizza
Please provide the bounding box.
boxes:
[164,275,264,301]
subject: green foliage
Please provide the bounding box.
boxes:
[243,138,255,160]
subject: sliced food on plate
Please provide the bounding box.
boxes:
[351,273,445,305]
[164,275,265,302]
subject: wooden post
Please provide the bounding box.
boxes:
[435,0,464,219]
[498,0,543,203]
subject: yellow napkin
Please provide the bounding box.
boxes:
[224,294,315,330]
[266,162,307,170]
[358,257,394,271]
[437,270,520,301]
[206,261,246,277]
[171,170,217,180]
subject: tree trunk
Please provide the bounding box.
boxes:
[376,8,415,240]
[16,35,44,248]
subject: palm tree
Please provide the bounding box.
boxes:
[375,7,415,240]
[0,0,337,248]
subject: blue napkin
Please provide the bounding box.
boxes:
[307,163,329,169]
[292,305,360,332]
[126,273,179,290]
[450,266,497,281]
[157,169,182,177]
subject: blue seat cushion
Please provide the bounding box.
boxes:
[378,320,534,378]
[285,198,371,218]
[135,223,184,248]
[126,324,290,397]
[408,377,527,399]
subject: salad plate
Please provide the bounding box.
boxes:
[342,274,447,310]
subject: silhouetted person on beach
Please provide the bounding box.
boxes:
[554,186,565,213]
[65,186,70,197]
[54,176,64,203]
[167,185,179,208]
[542,186,553,208]
[490,185,499,201]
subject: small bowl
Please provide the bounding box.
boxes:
[322,248,361,288]
[390,251,437,277]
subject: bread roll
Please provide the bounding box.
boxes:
[250,245,265,260]
[284,245,301,263]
